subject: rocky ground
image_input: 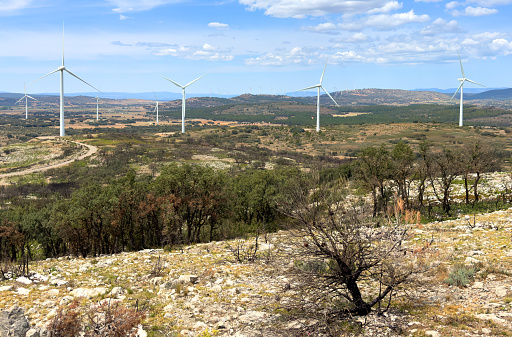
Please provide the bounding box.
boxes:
[2,205,512,336]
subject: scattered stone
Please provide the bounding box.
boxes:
[465,256,480,264]
[59,295,74,306]
[16,287,30,295]
[70,287,108,299]
[178,275,198,285]
[0,286,13,292]
[475,313,505,324]
[425,331,440,337]
[16,276,32,285]
[238,311,267,324]
[110,287,124,296]
[0,306,30,337]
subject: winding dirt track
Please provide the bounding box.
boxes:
[0,139,98,179]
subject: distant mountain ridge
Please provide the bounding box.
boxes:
[1,88,511,108]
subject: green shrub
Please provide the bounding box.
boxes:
[445,264,477,287]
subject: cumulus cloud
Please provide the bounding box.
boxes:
[108,0,182,13]
[302,23,340,35]
[348,33,371,42]
[208,22,230,29]
[420,18,464,35]
[339,10,429,30]
[490,38,512,55]
[157,43,233,61]
[445,1,461,9]
[119,14,131,20]
[452,6,498,16]
[239,0,392,18]
[368,1,402,14]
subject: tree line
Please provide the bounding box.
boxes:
[0,139,505,275]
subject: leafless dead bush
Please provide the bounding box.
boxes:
[279,176,432,317]
[47,299,145,337]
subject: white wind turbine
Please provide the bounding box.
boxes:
[451,52,485,127]
[161,74,206,133]
[29,27,100,137]
[153,92,159,124]
[16,83,37,119]
[297,59,339,132]
[96,92,100,121]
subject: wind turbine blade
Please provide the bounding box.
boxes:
[153,91,158,100]
[466,79,485,87]
[184,73,207,88]
[458,52,465,78]
[297,84,320,92]
[28,68,60,86]
[64,69,100,92]
[321,86,339,106]
[319,59,328,84]
[451,82,464,101]
[161,75,184,89]
[27,95,38,101]
[62,23,65,66]
[15,96,26,104]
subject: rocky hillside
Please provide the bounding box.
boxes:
[2,201,512,336]
[3,171,512,336]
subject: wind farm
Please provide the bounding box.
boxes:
[2,1,512,335]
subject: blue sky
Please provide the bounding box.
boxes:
[0,0,511,96]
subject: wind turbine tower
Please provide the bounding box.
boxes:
[153,92,159,124]
[16,83,37,119]
[96,92,100,121]
[451,52,485,127]
[297,59,339,132]
[161,74,206,133]
[29,26,100,137]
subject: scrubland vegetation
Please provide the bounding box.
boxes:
[2,101,512,335]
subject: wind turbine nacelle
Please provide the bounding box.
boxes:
[58,66,66,71]
[458,78,465,82]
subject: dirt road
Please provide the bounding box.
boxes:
[0,139,98,179]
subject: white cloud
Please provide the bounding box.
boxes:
[157,43,233,61]
[245,46,322,65]
[208,22,230,29]
[414,0,442,2]
[420,18,464,35]
[331,50,366,63]
[339,10,429,30]
[119,14,131,20]
[239,0,391,18]
[468,0,512,5]
[348,33,371,42]
[302,23,340,35]
[452,6,498,16]
[368,1,402,14]
[490,38,512,55]
[0,0,38,15]
[445,1,461,9]
[108,0,182,13]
